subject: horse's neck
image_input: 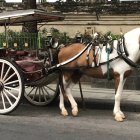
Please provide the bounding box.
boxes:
[98,38,139,64]
[99,44,118,63]
[124,32,140,62]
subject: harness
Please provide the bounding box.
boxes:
[86,41,119,66]
[85,35,140,80]
[85,36,132,80]
[46,36,140,78]
[117,36,129,57]
[86,40,119,80]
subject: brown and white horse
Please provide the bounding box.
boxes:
[57,28,140,122]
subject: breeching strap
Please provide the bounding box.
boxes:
[47,42,93,72]
[116,47,140,69]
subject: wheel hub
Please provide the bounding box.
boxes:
[0,81,4,92]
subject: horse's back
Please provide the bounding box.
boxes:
[58,43,85,62]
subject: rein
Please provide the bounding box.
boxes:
[117,51,140,69]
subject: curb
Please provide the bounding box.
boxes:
[76,97,140,112]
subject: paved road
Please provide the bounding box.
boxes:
[72,84,140,112]
[0,99,140,140]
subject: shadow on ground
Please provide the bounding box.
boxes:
[10,97,140,117]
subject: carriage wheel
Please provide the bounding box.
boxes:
[24,72,60,106]
[0,58,24,114]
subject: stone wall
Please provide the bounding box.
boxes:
[45,14,140,37]
[79,70,140,90]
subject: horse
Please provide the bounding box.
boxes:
[56,28,140,122]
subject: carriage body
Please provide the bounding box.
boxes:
[0,9,64,114]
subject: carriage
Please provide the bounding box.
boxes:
[0,9,140,122]
[0,9,64,114]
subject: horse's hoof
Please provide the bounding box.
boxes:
[114,115,124,122]
[61,110,68,116]
[113,111,125,120]
[72,109,78,116]
[120,113,125,119]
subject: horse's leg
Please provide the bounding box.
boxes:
[59,85,68,116]
[59,72,78,116]
[59,75,68,116]
[65,82,78,116]
[65,71,83,116]
[113,73,126,122]
[59,79,78,116]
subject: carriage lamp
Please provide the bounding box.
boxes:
[45,32,53,48]
[3,42,7,48]
[24,42,29,48]
[14,43,18,48]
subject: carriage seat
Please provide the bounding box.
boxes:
[7,49,29,57]
[0,48,29,57]
[0,48,6,57]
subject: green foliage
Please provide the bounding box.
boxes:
[41,27,72,44]
[0,28,123,50]
[104,31,121,40]
[82,33,93,43]
[0,30,37,50]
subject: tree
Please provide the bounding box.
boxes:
[22,0,37,33]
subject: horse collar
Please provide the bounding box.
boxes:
[117,36,129,57]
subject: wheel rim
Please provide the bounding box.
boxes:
[24,72,59,106]
[0,59,23,114]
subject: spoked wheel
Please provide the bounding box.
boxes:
[24,72,60,106]
[0,58,24,114]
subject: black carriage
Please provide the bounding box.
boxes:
[0,9,64,114]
